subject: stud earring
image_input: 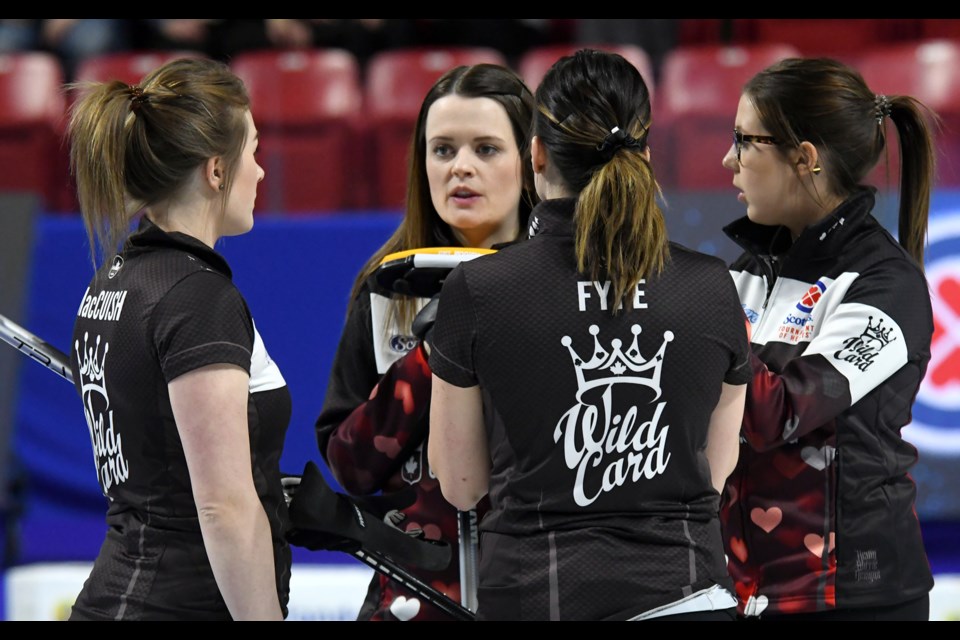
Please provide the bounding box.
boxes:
[218,183,225,191]
[812,164,822,175]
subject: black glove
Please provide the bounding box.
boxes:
[375,257,451,298]
[285,461,452,571]
[412,295,439,354]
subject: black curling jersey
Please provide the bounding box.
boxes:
[70,216,292,620]
[429,197,751,620]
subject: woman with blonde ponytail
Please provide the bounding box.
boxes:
[67,57,290,621]
[427,49,751,620]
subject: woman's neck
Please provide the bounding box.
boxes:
[146,196,220,248]
[539,181,576,201]
[788,187,849,240]
[451,218,520,249]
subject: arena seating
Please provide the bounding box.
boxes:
[857,39,960,187]
[0,52,67,212]
[4,25,960,211]
[655,43,801,189]
[730,19,911,63]
[73,50,206,86]
[232,49,365,212]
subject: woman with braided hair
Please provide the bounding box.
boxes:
[67,57,290,620]
[427,49,751,620]
[719,57,939,620]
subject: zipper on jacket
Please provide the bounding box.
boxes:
[752,275,784,340]
[760,255,780,310]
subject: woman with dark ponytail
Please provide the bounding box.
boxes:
[719,57,938,621]
[426,49,751,620]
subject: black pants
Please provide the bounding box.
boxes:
[755,594,929,622]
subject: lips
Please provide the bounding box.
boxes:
[449,185,479,199]
[732,183,745,203]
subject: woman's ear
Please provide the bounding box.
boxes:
[795,141,821,177]
[204,156,224,192]
[531,136,547,175]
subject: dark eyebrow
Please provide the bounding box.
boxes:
[429,135,507,144]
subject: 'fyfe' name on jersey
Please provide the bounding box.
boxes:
[577,280,648,311]
[76,287,128,322]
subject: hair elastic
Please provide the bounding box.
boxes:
[128,85,149,112]
[874,94,891,125]
[597,126,642,161]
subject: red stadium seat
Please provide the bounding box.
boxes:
[656,43,801,190]
[73,50,206,87]
[364,47,508,210]
[732,19,907,63]
[232,49,364,213]
[677,19,730,46]
[517,44,655,94]
[857,40,960,187]
[911,18,960,42]
[0,52,67,212]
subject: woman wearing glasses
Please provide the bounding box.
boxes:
[719,57,938,621]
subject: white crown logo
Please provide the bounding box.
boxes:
[861,316,895,348]
[561,324,673,401]
[75,331,109,383]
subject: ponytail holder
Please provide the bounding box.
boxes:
[129,85,149,112]
[596,126,642,162]
[874,94,891,125]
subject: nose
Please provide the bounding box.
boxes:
[722,143,739,172]
[257,162,265,183]
[451,147,476,178]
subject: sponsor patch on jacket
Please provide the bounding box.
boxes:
[796,279,827,313]
[779,312,815,342]
[389,334,419,354]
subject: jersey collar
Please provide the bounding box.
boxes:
[124,215,234,278]
[526,197,577,239]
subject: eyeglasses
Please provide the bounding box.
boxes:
[733,129,779,163]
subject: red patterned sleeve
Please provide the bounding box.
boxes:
[742,348,852,452]
[316,287,433,495]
